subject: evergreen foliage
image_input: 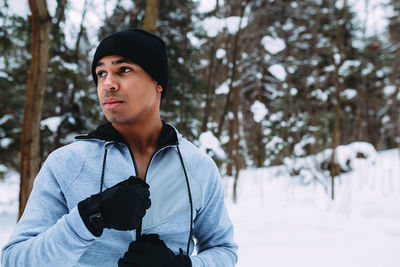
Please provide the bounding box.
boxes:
[0,0,398,179]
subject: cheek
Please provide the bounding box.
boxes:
[128,82,149,98]
[97,88,103,103]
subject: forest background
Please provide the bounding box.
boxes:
[0,0,399,216]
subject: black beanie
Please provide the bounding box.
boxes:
[91,29,168,99]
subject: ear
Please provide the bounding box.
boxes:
[156,84,163,94]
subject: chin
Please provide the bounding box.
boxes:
[104,114,122,124]
[107,116,134,125]
[109,118,125,124]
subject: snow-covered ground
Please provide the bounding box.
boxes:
[225,147,400,266]
[0,144,399,266]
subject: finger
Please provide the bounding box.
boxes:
[140,234,160,243]
[137,196,151,210]
[133,177,150,188]
[118,256,141,267]
[135,187,150,198]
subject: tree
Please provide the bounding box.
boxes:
[1,0,398,203]
[0,2,30,171]
[142,0,159,32]
[19,0,51,219]
[387,0,400,150]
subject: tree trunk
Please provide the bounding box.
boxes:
[330,88,341,200]
[329,65,342,200]
[215,1,247,138]
[226,119,234,177]
[142,0,159,32]
[73,0,88,60]
[200,37,217,133]
[231,79,241,202]
[328,0,347,201]
[19,0,51,220]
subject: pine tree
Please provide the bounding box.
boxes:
[387,0,400,149]
[0,1,31,170]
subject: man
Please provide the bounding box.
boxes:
[1,29,237,266]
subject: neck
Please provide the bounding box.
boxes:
[112,118,162,154]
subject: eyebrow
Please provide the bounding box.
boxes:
[96,58,134,68]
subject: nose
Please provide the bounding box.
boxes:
[101,73,119,92]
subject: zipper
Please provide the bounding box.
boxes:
[123,143,176,180]
[127,148,140,178]
[122,143,177,239]
[143,144,177,179]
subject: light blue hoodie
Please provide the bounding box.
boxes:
[1,123,237,266]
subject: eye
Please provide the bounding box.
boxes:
[97,71,106,78]
[120,67,132,73]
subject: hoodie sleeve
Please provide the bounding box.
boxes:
[189,160,238,267]
[1,152,97,267]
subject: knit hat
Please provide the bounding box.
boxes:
[91,29,169,99]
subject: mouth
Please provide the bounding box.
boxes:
[103,98,124,109]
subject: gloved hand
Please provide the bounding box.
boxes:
[78,176,151,237]
[118,234,192,267]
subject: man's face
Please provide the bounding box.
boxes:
[95,55,162,125]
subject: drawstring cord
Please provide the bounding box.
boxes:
[177,146,194,256]
[99,147,108,193]
[99,144,194,256]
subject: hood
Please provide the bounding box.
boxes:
[75,121,179,150]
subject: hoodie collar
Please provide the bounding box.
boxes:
[75,121,179,149]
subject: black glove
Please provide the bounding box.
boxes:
[118,234,192,267]
[78,176,151,237]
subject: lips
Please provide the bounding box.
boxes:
[103,98,124,109]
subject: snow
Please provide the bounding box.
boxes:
[0,144,399,266]
[41,116,62,133]
[334,53,341,65]
[225,146,400,266]
[201,17,222,37]
[0,165,6,173]
[284,142,378,183]
[339,60,361,76]
[0,71,10,81]
[186,31,205,47]
[225,17,248,34]
[341,88,357,99]
[362,62,375,76]
[264,53,271,63]
[51,56,79,72]
[216,48,226,59]
[294,136,316,156]
[324,65,335,73]
[215,80,230,95]
[250,101,268,123]
[0,171,18,215]
[311,88,329,102]
[199,131,226,158]
[0,115,12,126]
[382,115,390,125]
[7,0,30,17]
[261,36,286,54]
[265,136,284,151]
[269,111,283,122]
[383,85,396,97]
[201,16,249,38]
[0,138,12,149]
[348,0,392,38]
[306,76,315,86]
[268,64,286,81]
[196,0,216,13]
